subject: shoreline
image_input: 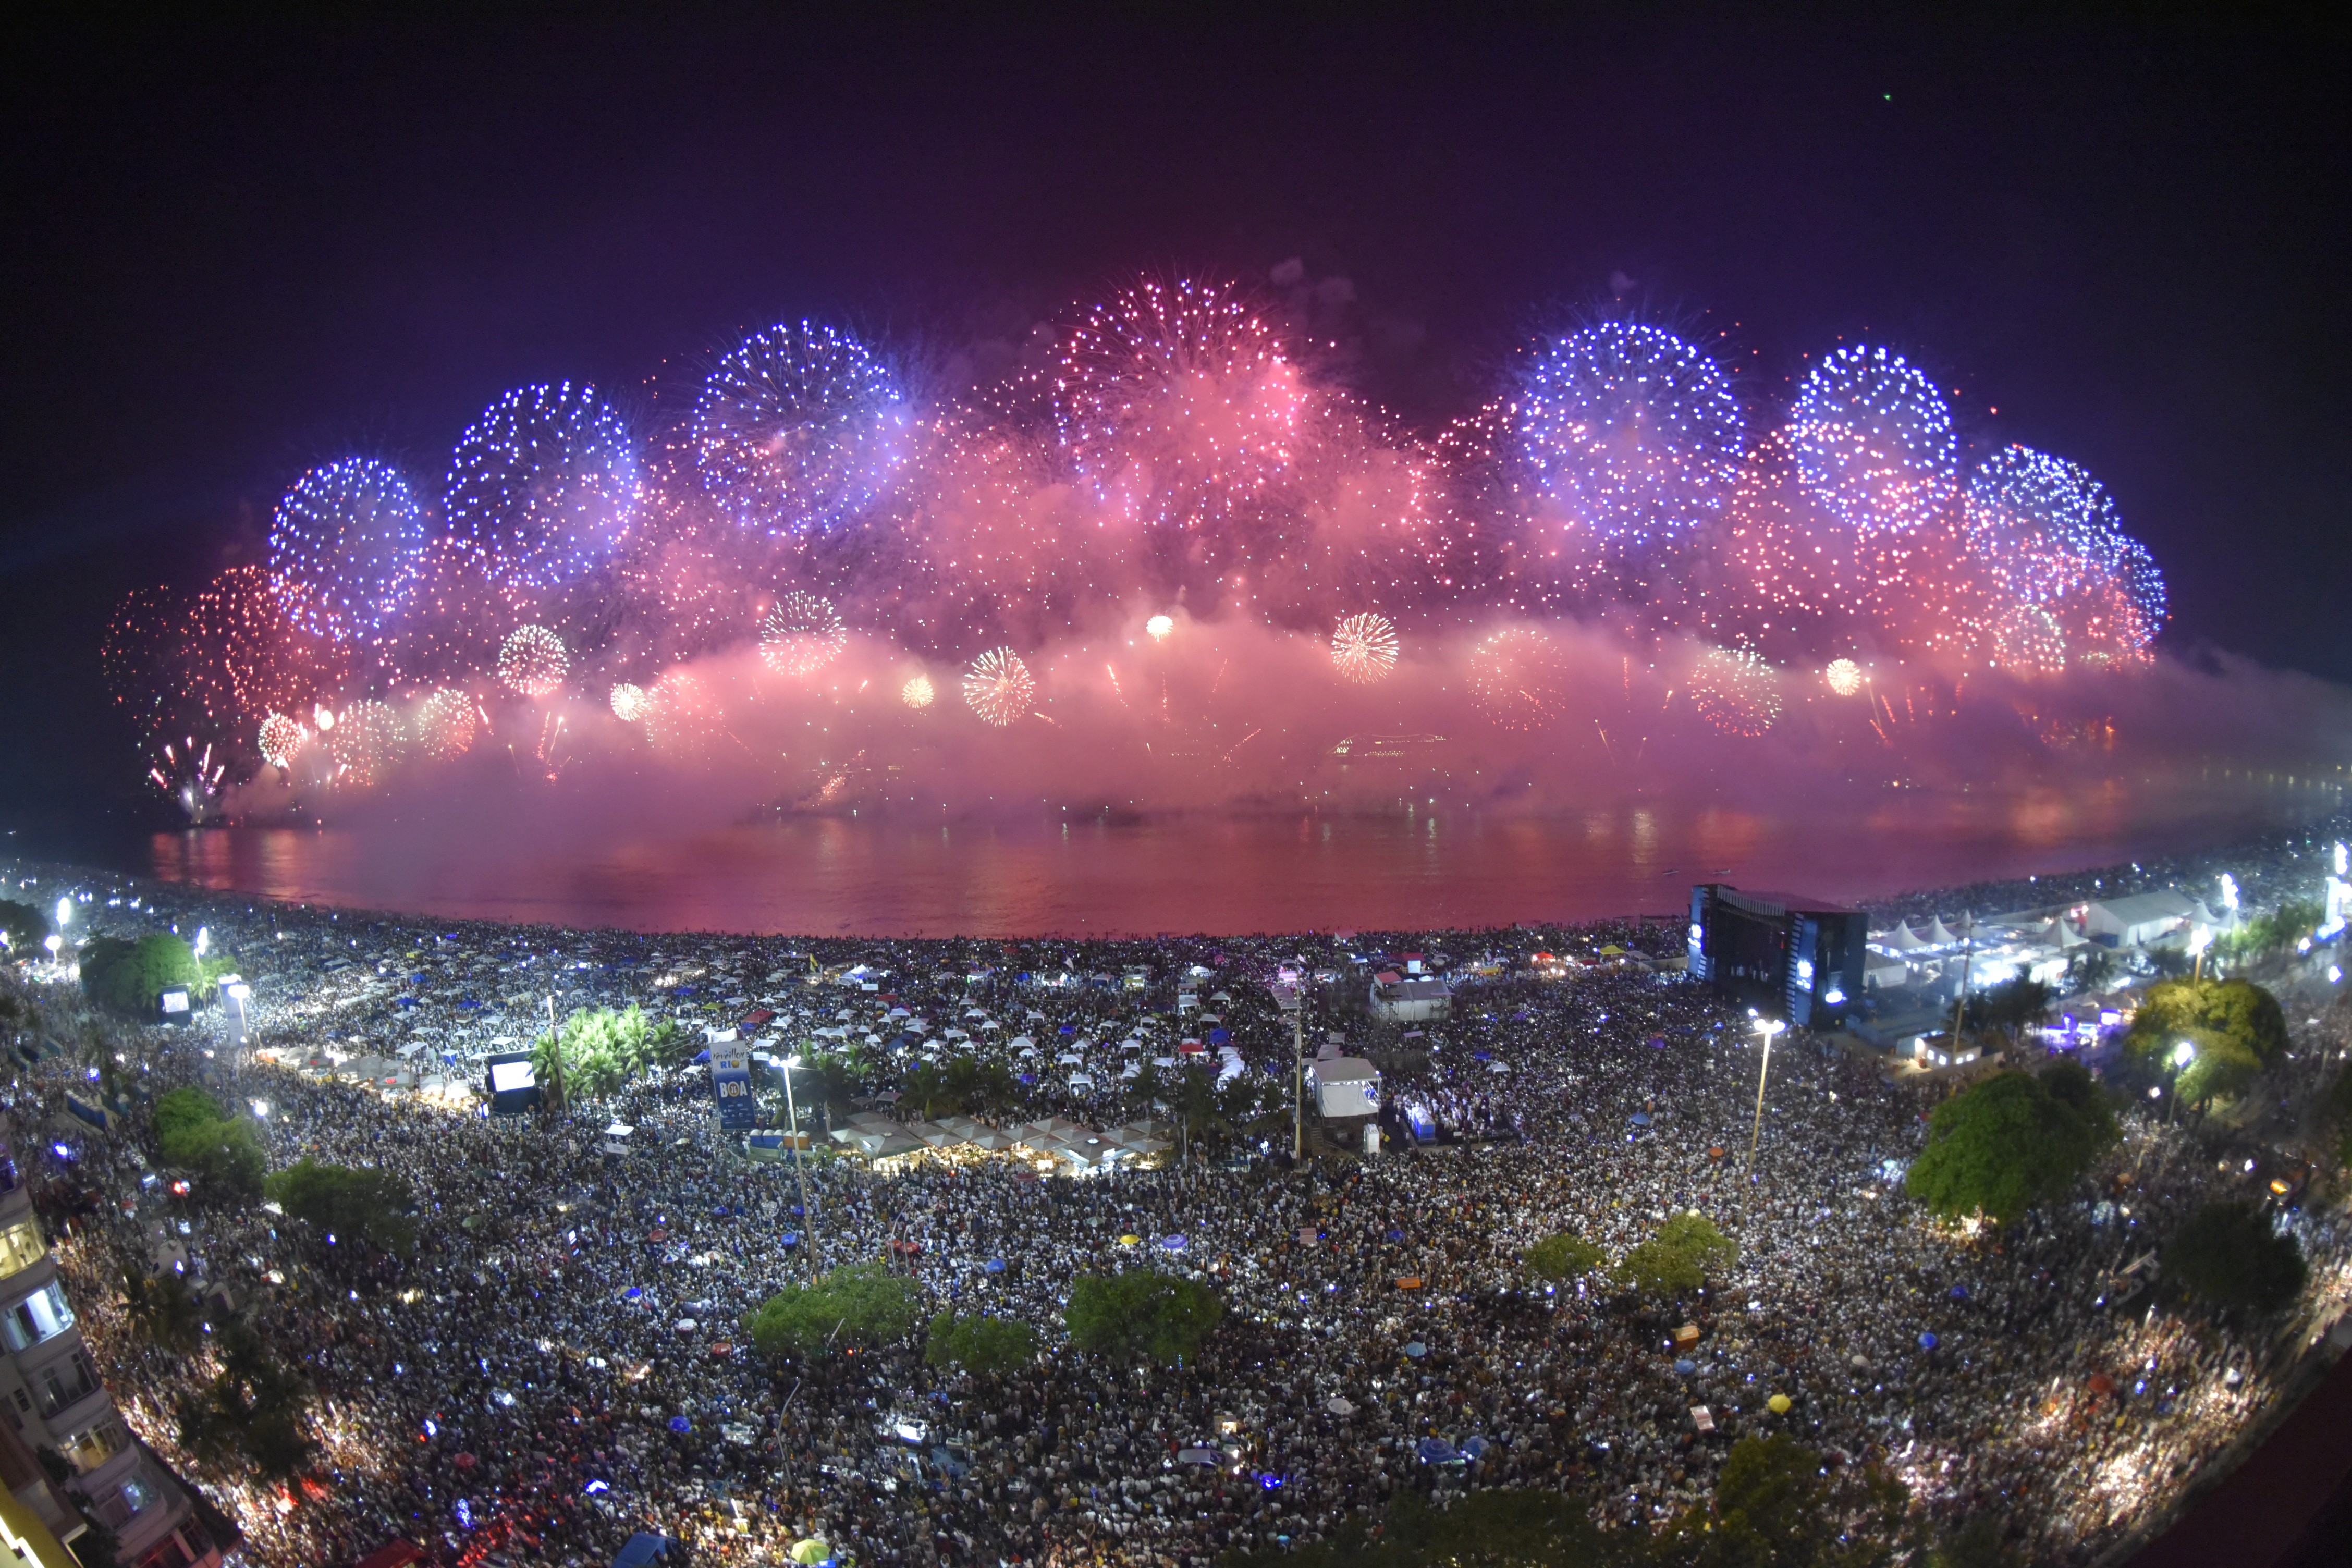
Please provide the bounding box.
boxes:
[11,802,2345,947]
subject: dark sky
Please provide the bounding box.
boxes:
[1,10,2344,843]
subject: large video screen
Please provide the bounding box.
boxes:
[489,1061,536,1094]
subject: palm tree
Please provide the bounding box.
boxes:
[121,1269,202,1354]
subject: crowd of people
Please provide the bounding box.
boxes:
[1,823,2349,1568]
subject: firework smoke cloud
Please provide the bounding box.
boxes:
[100,266,2337,827]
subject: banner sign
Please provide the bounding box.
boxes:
[709,1043,757,1129]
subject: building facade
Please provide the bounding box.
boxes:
[1688,885,1865,1029]
[0,1142,218,1568]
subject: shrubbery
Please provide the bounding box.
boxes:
[80,933,222,1016]
[265,1159,418,1258]
[744,1261,920,1360]
[1617,1211,1736,1297]
[1064,1270,1222,1365]
[1525,1230,1606,1282]
[151,1087,264,1204]
[925,1310,1038,1372]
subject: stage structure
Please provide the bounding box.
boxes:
[1687,885,1864,1028]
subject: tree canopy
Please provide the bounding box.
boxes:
[265,1159,418,1258]
[1525,1230,1607,1283]
[1226,1486,1615,1568]
[80,933,218,1015]
[744,1261,920,1361]
[925,1310,1038,1373]
[174,1316,311,1479]
[1965,976,2052,1046]
[0,901,50,952]
[1616,1212,1736,1297]
[531,1004,682,1104]
[2125,978,2288,1076]
[1904,1065,2115,1226]
[1064,1270,1223,1364]
[151,1087,264,1205]
[2165,1199,2307,1315]
[1652,1432,1914,1567]
[900,1055,1016,1120]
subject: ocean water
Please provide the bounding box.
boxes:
[137,774,2341,937]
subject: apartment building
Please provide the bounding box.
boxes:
[0,1141,218,1568]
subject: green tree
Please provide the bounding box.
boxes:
[120,1268,202,1354]
[1616,1212,1736,1297]
[0,901,50,953]
[2165,1200,2307,1315]
[2037,1059,2117,1150]
[1655,1432,1914,1568]
[1170,1069,1229,1163]
[924,1310,1038,1373]
[2125,977,2288,1074]
[79,933,217,1015]
[1525,1230,1607,1283]
[152,1088,264,1205]
[265,1159,418,1258]
[532,1004,679,1101]
[744,1261,920,1361]
[174,1318,311,1479]
[1904,1070,2112,1226]
[901,1056,1015,1120]
[153,1087,225,1147]
[1965,976,2052,1049]
[1064,1270,1223,1365]
[1927,1514,2015,1568]
[1222,1488,1618,1568]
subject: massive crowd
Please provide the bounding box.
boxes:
[2,820,2350,1568]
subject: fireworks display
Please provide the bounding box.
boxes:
[1513,323,1743,550]
[1329,611,1400,685]
[270,458,428,639]
[963,647,1035,727]
[413,689,479,760]
[642,670,721,759]
[1788,346,1957,537]
[328,699,404,787]
[497,624,570,696]
[257,713,306,769]
[1964,444,2165,666]
[445,383,639,590]
[98,274,2180,809]
[695,322,909,536]
[1467,628,1572,729]
[757,592,849,677]
[1686,645,1783,737]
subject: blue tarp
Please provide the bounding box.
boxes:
[612,1535,670,1568]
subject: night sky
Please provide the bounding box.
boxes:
[2,13,2343,846]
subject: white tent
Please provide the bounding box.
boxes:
[1878,924,1928,953]
[1924,917,1962,948]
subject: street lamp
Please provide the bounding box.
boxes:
[1744,1017,1787,1199]
[2168,1039,2195,1125]
[781,1055,819,1283]
[2187,926,2212,984]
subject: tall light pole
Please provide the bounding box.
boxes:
[1744,1016,1786,1200]
[542,995,567,1117]
[2168,1039,2196,1127]
[782,1055,819,1284]
[1945,911,1975,1050]
[1272,981,1305,1162]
